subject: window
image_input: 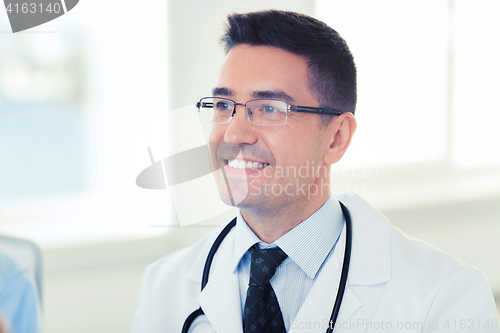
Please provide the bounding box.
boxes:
[315,0,500,208]
[0,0,169,241]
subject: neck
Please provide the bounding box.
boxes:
[240,191,330,244]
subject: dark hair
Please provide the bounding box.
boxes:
[221,10,357,126]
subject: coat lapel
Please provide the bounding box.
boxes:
[337,194,392,328]
[197,268,243,333]
[289,193,392,332]
[187,227,244,333]
[288,223,362,333]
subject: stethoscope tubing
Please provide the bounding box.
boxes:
[181,219,236,333]
[327,201,352,333]
[182,201,352,333]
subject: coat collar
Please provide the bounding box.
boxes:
[337,193,392,286]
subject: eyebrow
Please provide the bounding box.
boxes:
[253,90,295,103]
[212,87,295,103]
[212,87,233,96]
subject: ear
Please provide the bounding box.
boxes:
[323,112,357,165]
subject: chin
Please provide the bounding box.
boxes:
[215,180,264,209]
[212,167,254,207]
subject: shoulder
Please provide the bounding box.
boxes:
[339,192,487,282]
[133,218,237,333]
[389,227,499,322]
[339,193,497,318]
[390,225,486,288]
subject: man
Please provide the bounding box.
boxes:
[133,10,498,333]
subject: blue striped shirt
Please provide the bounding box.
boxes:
[232,196,344,331]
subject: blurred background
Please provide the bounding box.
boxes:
[0,0,499,331]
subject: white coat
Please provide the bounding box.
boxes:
[132,193,499,333]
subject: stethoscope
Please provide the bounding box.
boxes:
[182,201,352,333]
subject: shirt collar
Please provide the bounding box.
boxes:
[231,196,344,279]
[232,210,261,273]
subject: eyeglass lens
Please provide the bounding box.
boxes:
[198,97,288,126]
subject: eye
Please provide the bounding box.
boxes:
[261,104,280,113]
[215,101,232,111]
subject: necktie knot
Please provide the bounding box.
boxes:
[248,245,287,287]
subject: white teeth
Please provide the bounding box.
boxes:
[227,160,269,169]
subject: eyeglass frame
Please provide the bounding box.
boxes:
[196,96,343,126]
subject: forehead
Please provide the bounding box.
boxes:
[216,45,315,104]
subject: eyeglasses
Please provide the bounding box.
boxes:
[196,97,342,126]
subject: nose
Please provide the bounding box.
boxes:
[223,104,258,146]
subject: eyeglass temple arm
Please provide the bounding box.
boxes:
[291,106,342,115]
[196,100,343,116]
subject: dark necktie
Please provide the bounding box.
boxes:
[243,245,288,333]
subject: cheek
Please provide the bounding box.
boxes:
[208,125,225,142]
[207,127,225,169]
[270,141,303,167]
[271,133,323,167]
[207,126,228,156]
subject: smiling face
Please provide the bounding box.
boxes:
[208,44,334,218]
